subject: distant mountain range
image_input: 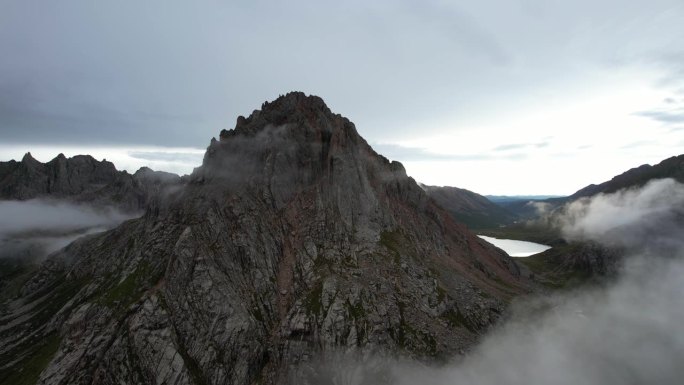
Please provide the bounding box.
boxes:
[569,154,684,198]
[422,184,517,229]
[497,154,684,220]
[0,152,180,212]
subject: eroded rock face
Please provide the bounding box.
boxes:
[0,92,530,385]
[0,153,181,212]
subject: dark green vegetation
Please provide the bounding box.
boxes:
[518,244,593,289]
[0,333,61,385]
[441,307,476,333]
[98,261,158,309]
[0,275,86,385]
[0,257,162,385]
[379,230,403,265]
[0,258,38,303]
[304,282,324,316]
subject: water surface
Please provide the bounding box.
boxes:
[478,235,551,257]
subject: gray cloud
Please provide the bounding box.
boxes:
[492,142,549,151]
[0,199,137,260]
[398,1,512,66]
[556,178,684,250]
[128,151,204,163]
[1,0,682,149]
[0,78,205,146]
[374,143,527,162]
[373,144,488,161]
[636,109,684,124]
[526,200,552,216]
[619,140,657,149]
[492,143,528,151]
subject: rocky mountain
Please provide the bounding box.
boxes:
[569,154,684,199]
[0,92,530,385]
[421,184,517,229]
[0,153,181,212]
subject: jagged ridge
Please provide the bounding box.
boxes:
[0,153,181,212]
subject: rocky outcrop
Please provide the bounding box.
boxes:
[0,92,530,385]
[518,241,623,289]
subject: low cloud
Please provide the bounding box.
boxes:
[636,109,684,124]
[619,140,656,149]
[295,179,684,385]
[0,199,137,260]
[388,255,684,385]
[492,141,548,152]
[525,200,552,216]
[373,143,527,162]
[128,150,204,163]
[556,178,684,250]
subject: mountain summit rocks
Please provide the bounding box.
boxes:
[0,92,529,385]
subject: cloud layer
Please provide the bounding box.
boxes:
[557,178,684,251]
[0,199,137,260]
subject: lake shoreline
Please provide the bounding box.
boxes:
[478,235,552,257]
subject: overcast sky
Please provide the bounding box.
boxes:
[1,0,683,195]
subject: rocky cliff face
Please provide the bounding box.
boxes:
[0,92,530,385]
[0,153,181,212]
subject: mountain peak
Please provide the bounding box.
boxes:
[261,91,330,114]
[204,93,372,192]
[220,92,336,139]
[2,93,528,385]
[21,151,37,164]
